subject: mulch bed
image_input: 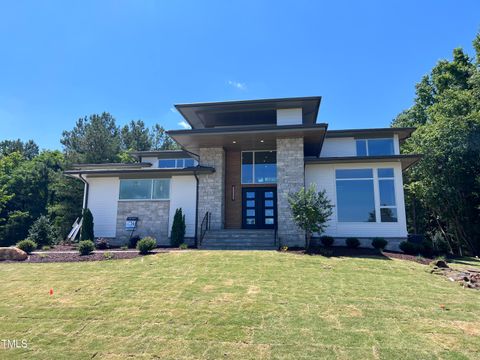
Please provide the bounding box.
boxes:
[25,252,142,263]
[285,246,433,265]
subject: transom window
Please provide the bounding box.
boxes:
[158,158,197,169]
[119,179,170,200]
[356,138,394,156]
[241,151,277,184]
[335,167,397,223]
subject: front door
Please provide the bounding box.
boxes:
[242,188,277,229]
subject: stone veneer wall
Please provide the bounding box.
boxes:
[276,137,305,246]
[197,147,225,233]
[115,201,170,246]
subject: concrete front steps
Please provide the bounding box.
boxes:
[200,229,276,250]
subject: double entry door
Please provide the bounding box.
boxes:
[242,187,277,229]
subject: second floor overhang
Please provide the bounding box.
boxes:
[168,123,328,157]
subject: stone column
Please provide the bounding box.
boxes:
[276,137,305,247]
[197,147,225,232]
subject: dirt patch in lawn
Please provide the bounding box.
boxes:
[26,252,141,263]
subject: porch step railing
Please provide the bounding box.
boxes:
[199,211,210,246]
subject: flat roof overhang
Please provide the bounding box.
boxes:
[64,166,215,178]
[304,154,422,170]
[70,162,152,170]
[129,150,194,160]
[175,96,322,129]
[326,127,416,143]
[168,123,328,156]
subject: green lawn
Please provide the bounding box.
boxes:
[1,251,479,359]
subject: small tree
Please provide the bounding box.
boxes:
[170,208,186,247]
[27,215,56,247]
[288,184,334,250]
[81,208,94,241]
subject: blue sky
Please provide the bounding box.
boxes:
[0,1,479,150]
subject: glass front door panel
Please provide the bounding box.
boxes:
[242,188,276,229]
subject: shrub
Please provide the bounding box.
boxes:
[137,237,156,255]
[78,240,95,255]
[346,237,360,248]
[103,252,113,260]
[120,245,128,250]
[288,185,334,249]
[432,232,451,254]
[95,238,109,250]
[16,239,37,254]
[400,241,421,255]
[171,208,186,247]
[372,237,388,250]
[421,238,434,257]
[320,236,334,247]
[80,208,94,241]
[280,245,289,252]
[42,245,51,251]
[128,235,141,249]
[27,215,56,247]
[179,243,188,250]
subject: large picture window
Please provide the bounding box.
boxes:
[241,151,276,184]
[119,179,170,200]
[356,138,394,156]
[335,167,398,223]
[335,169,376,222]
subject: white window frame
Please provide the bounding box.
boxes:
[355,138,395,156]
[158,158,197,169]
[118,178,171,201]
[334,166,398,223]
[377,168,398,222]
[241,150,277,185]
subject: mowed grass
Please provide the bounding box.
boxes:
[0,252,479,359]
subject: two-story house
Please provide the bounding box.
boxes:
[65,97,421,250]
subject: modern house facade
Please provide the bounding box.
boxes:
[65,97,421,250]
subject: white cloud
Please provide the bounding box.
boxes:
[178,120,191,129]
[227,80,247,90]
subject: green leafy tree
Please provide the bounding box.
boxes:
[392,32,480,255]
[0,139,39,160]
[170,208,186,247]
[121,120,152,152]
[81,208,94,241]
[151,124,180,150]
[288,184,334,249]
[61,112,121,164]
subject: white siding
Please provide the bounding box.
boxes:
[305,162,407,239]
[320,138,356,157]
[86,177,120,237]
[169,176,197,238]
[276,108,302,126]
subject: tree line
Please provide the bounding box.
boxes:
[392,32,480,255]
[0,114,177,246]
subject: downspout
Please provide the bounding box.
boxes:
[78,174,89,210]
[193,171,199,248]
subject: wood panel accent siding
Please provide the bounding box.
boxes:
[225,151,242,228]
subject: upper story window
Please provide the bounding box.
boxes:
[119,179,170,200]
[158,158,197,169]
[356,138,394,156]
[241,151,277,184]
